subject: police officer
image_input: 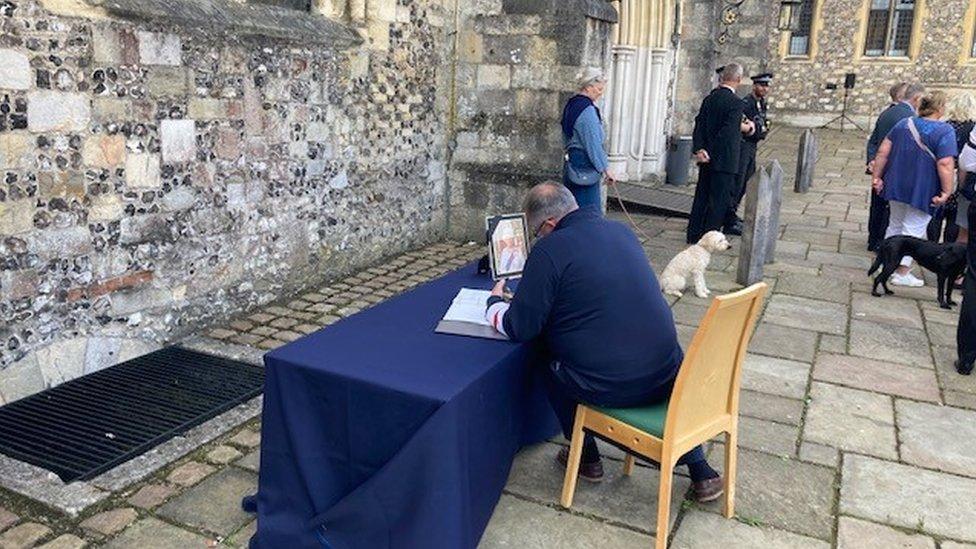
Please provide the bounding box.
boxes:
[727,73,773,235]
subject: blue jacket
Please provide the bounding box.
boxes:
[867,102,914,163]
[492,207,683,398]
[564,106,609,185]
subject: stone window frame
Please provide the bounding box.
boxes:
[854,0,925,62]
[963,0,976,64]
[779,0,823,61]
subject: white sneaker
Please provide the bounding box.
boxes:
[890,272,925,288]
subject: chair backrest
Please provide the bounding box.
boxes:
[662,283,767,447]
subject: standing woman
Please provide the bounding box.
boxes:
[947,93,976,244]
[871,91,956,287]
[957,123,976,375]
[561,69,615,211]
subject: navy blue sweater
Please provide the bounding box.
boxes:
[492,207,683,398]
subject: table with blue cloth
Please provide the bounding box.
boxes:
[245,264,559,548]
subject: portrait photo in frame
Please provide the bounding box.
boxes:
[486,214,529,280]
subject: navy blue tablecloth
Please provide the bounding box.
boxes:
[247,264,559,548]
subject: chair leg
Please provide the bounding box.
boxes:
[623,454,635,476]
[723,429,737,519]
[560,406,587,508]
[655,456,674,549]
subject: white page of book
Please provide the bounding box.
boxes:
[441,288,492,326]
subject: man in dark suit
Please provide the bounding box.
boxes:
[686,63,755,244]
[865,82,923,251]
[727,73,773,234]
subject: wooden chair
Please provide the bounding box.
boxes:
[560,282,767,549]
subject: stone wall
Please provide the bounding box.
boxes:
[767,0,976,126]
[448,0,617,239]
[0,0,454,401]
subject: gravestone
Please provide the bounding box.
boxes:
[737,160,784,286]
[794,129,817,193]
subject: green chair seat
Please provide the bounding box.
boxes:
[592,400,669,438]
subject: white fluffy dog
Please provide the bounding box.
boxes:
[660,231,732,298]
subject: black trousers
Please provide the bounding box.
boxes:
[541,362,707,467]
[868,192,890,251]
[729,143,757,226]
[687,166,737,244]
[958,199,976,373]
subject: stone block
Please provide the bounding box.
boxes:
[88,193,124,222]
[125,153,161,189]
[813,353,940,401]
[158,468,257,536]
[92,98,133,122]
[82,134,126,168]
[27,91,91,132]
[102,518,210,549]
[481,494,652,548]
[737,161,783,284]
[477,65,511,89]
[136,31,182,66]
[741,353,812,398]
[0,132,31,169]
[775,272,850,304]
[80,507,137,536]
[236,450,260,473]
[0,49,31,90]
[836,516,934,549]
[30,226,93,260]
[167,461,215,487]
[849,319,932,368]
[84,337,123,374]
[215,127,241,160]
[35,337,87,387]
[92,26,122,64]
[851,292,923,329]
[0,200,34,235]
[0,506,18,532]
[798,441,839,468]
[841,454,976,542]
[160,119,196,163]
[206,445,243,465]
[38,533,87,549]
[0,523,51,548]
[188,98,227,120]
[795,129,817,193]
[738,416,798,457]
[762,294,847,335]
[740,389,804,426]
[126,483,176,509]
[671,510,829,549]
[803,382,896,459]
[458,30,483,63]
[897,400,976,478]
[145,67,189,97]
[160,187,196,212]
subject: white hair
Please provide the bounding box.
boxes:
[578,68,607,91]
[720,63,743,83]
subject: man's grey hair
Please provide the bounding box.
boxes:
[720,63,744,83]
[904,83,926,102]
[889,82,908,102]
[523,182,578,232]
[578,68,607,91]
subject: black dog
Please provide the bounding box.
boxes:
[868,236,967,309]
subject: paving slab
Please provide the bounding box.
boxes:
[738,416,798,457]
[849,320,933,368]
[748,324,818,363]
[670,510,829,549]
[103,518,211,549]
[503,443,689,535]
[934,345,976,396]
[897,400,976,478]
[798,442,839,468]
[813,353,940,402]
[0,522,51,548]
[227,520,256,547]
[126,483,176,509]
[739,390,804,426]
[158,467,257,537]
[80,508,137,536]
[841,454,976,542]
[37,534,87,549]
[236,450,260,473]
[741,354,811,399]
[836,516,934,549]
[818,334,847,354]
[851,292,924,329]
[927,324,958,348]
[480,494,652,548]
[803,382,897,459]
[0,508,17,533]
[703,448,835,540]
[762,295,848,335]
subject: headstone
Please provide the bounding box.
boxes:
[765,161,784,264]
[737,160,784,285]
[794,129,817,193]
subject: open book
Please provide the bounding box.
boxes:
[435,288,508,341]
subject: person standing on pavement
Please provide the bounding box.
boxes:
[727,73,773,235]
[686,63,756,244]
[866,82,922,251]
[871,91,956,288]
[561,69,615,212]
[957,123,976,375]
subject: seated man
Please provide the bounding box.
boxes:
[484,182,723,502]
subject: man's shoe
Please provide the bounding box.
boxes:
[724,223,743,236]
[556,447,604,483]
[691,477,724,503]
[890,272,925,288]
[957,360,975,376]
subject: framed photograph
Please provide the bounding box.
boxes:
[486,214,529,280]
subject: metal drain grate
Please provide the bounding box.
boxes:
[0,346,264,483]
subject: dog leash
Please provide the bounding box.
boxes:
[608,179,662,245]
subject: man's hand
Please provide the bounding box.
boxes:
[491,279,506,298]
[871,177,884,194]
[694,149,710,164]
[866,160,875,175]
[932,192,951,206]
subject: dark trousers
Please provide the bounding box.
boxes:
[729,143,757,226]
[540,362,707,470]
[868,192,890,251]
[958,200,976,373]
[687,165,737,244]
[562,179,603,213]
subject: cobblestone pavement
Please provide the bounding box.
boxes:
[2,127,975,547]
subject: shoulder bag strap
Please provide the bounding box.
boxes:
[906,118,937,161]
